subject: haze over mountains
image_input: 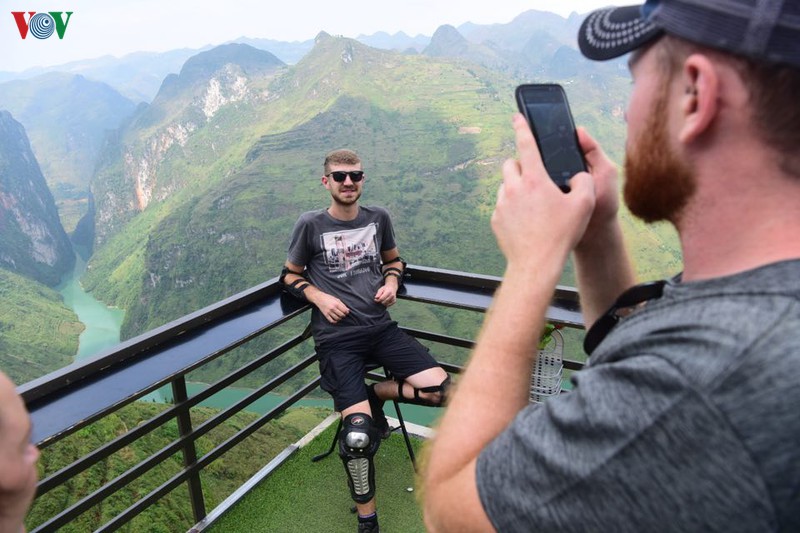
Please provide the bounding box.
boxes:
[0,10,681,384]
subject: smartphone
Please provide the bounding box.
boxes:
[515,83,586,192]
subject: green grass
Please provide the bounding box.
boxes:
[209,421,427,533]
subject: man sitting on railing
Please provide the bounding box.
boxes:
[423,1,800,532]
[0,370,39,533]
[281,148,450,533]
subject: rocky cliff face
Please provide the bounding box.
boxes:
[0,111,74,285]
[92,44,285,245]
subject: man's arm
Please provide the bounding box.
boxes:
[374,247,402,307]
[422,114,597,532]
[282,260,351,324]
[572,128,636,328]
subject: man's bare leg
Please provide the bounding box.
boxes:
[374,367,450,405]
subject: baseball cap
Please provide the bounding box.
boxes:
[578,0,800,68]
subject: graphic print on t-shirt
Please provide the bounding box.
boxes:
[321,223,380,274]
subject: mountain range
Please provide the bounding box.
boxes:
[0,10,681,384]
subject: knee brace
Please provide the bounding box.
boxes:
[338,413,381,503]
[397,375,451,407]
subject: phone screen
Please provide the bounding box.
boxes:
[515,84,586,191]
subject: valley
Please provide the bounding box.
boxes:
[1,9,688,532]
[0,8,680,387]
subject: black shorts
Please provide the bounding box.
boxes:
[316,321,439,412]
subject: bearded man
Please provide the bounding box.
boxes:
[423,1,800,531]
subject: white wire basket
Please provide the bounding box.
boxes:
[530,329,564,404]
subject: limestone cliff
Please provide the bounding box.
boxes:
[0,111,74,285]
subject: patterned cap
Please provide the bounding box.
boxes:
[578,0,800,68]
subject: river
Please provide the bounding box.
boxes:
[56,251,125,360]
[56,255,441,425]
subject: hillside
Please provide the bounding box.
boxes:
[89,44,286,246]
[25,402,331,532]
[0,268,82,383]
[0,112,83,384]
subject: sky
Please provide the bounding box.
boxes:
[1,0,628,72]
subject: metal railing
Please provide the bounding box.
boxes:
[19,265,585,532]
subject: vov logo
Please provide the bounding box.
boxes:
[11,11,73,39]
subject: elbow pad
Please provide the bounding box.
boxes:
[382,256,407,286]
[280,267,310,300]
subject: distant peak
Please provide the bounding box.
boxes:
[424,24,469,56]
[315,31,332,44]
[175,43,284,84]
[429,24,468,47]
[432,24,463,38]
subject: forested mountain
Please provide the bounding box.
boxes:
[81,26,679,341]
[83,34,510,337]
[0,74,136,232]
[0,112,81,383]
[0,10,681,383]
[424,24,505,63]
[0,111,74,284]
[0,10,686,530]
[90,44,286,247]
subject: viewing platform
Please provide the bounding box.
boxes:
[19,265,586,532]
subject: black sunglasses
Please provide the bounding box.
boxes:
[583,280,666,356]
[327,171,364,182]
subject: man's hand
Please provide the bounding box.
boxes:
[571,127,637,328]
[491,114,595,269]
[308,290,351,323]
[574,127,621,251]
[423,114,601,533]
[374,277,398,307]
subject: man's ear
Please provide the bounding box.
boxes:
[679,53,719,144]
[321,175,330,189]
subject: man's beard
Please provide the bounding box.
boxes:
[624,86,696,224]
[332,188,361,206]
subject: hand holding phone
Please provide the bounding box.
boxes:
[515,84,587,192]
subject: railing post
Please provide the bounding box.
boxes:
[172,377,207,523]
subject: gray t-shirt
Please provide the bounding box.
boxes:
[477,259,800,532]
[286,206,397,341]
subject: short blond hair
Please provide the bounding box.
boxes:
[324,149,361,175]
